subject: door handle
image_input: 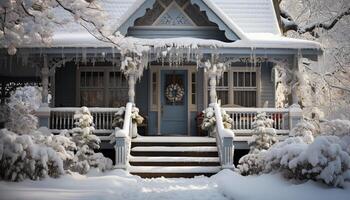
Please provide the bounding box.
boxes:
[161,105,164,116]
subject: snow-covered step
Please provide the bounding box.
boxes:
[132,136,216,147]
[129,156,220,166]
[130,146,218,157]
[132,136,216,143]
[129,166,221,178]
[131,146,218,152]
[130,156,219,163]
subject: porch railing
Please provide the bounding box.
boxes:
[112,102,133,169]
[211,103,235,169]
[223,107,291,136]
[49,107,119,139]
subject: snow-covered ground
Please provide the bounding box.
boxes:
[0,169,349,200]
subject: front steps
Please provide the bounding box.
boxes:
[129,136,221,178]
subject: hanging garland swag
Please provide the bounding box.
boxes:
[165,83,185,103]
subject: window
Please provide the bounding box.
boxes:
[80,71,104,107]
[233,71,257,107]
[108,71,128,107]
[207,70,257,107]
[78,69,128,107]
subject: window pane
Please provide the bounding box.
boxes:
[245,72,250,87]
[252,72,256,87]
[80,90,104,107]
[109,89,128,107]
[233,72,238,87]
[234,91,256,107]
[238,72,244,87]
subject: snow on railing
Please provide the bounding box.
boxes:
[49,107,119,132]
[211,103,235,169]
[113,102,133,169]
[223,107,290,135]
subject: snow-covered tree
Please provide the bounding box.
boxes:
[70,107,112,174]
[238,112,277,175]
[5,86,42,135]
[0,0,112,55]
[276,0,350,119]
[248,112,278,151]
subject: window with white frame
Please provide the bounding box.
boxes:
[233,71,257,107]
[78,68,128,107]
[207,69,257,107]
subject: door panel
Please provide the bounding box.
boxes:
[160,70,187,135]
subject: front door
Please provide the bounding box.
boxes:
[160,70,187,135]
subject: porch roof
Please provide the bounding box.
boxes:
[36,33,321,51]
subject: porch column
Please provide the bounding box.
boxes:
[208,73,217,104]
[289,104,303,131]
[128,73,136,103]
[36,55,51,128]
[41,55,49,105]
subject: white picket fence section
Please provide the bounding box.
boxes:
[49,107,120,140]
[223,107,291,135]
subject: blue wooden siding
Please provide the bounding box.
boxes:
[260,63,275,108]
[55,62,76,107]
[147,111,158,135]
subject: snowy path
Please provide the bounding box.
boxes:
[0,169,349,200]
[0,170,229,200]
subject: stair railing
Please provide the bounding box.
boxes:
[211,102,235,169]
[113,102,133,169]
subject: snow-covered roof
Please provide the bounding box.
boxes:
[42,0,321,50]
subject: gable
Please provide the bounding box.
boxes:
[117,0,240,42]
[153,2,195,26]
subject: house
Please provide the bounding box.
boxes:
[0,0,322,177]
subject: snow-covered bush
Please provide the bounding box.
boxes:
[290,120,318,144]
[5,86,42,134]
[238,150,266,176]
[112,106,144,137]
[200,106,233,137]
[0,129,67,181]
[70,107,112,174]
[321,119,350,137]
[249,112,278,151]
[264,136,350,187]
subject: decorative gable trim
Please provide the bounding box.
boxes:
[153,1,196,27]
[117,0,243,41]
[117,0,157,35]
[190,0,243,40]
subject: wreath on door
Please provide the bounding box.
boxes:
[165,83,185,103]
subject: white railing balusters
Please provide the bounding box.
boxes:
[223,107,291,136]
[49,107,120,134]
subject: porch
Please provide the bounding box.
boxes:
[46,105,299,146]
